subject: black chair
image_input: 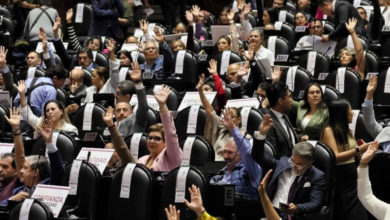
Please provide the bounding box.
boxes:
[335,35,368,56]
[181,135,215,167]
[199,25,209,39]
[171,50,198,86]
[63,160,101,220]
[205,12,216,27]
[72,3,94,44]
[82,67,93,87]
[145,86,180,111]
[213,50,245,78]
[277,9,295,25]
[0,6,11,18]
[130,51,146,64]
[323,21,334,35]
[71,103,107,138]
[369,152,390,207]
[247,12,258,27]
[159,166,207,220]
[192,37,202,54]
[56,88,67,106]
[9,199,54,220]
[0,15,14,36]
[280,66,312,100]
[174,106,207,146]
[364,50,380,73]
[107,163,153,220]
[354,113,374,142]
[360,0,373,6]
[321,85,341,106]
[267,35,290,60]
[30,131,79,165]
[324,68,362,109]
[286,0,297,12]
[373,68,390,119]
[275,22,296,46]
[0,104,11,138]
[302,142,336,220]
[240,107,263,137]
[125,133,150,159]
[93,51,109,68]
[297,51,330,80]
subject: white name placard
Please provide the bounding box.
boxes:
[32,184,70,218]
[175,166,190,203]
[178,92,216,111]
[130,95,160,111]
[226,98,260,109]
[0,143,13,156]
[76,148,115,174]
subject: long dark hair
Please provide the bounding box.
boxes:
[328,99,353,152]
[302,83,326,111]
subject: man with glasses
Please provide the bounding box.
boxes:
[252,114,326,218]
[295,19,325,51]
[140,40,173,79]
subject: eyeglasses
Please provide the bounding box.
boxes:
[288,157,305,170]
[147,136,162,142]
[308,90,321,95]
[145,47,157,51]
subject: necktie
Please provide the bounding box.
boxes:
[287,175,300,204]
[282,115,295,145]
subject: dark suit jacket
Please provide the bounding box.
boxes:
[259,108,298,158]
[329,1,366,41]
[252,138,326,215]
[90,0,125,41]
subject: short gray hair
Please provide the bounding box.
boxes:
[292,142,314,161]
[144,40,159,50]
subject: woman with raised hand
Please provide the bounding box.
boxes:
[2,107,65,204]
[17,80,78,135]
[103,85,182,172]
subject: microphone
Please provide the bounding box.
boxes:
[86,151,91,163]
[325,46,332,55]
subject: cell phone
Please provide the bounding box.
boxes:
[358,139,364,146]
[279,202,289,209]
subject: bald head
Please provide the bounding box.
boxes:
[69,68,85,86]
[226,63,241,83]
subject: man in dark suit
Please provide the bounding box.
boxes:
[260,82,298,158]
[90,0,125,42]
[318,0,366,42]
[252,114,326,219]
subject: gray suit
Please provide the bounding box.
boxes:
[361,100,390,144]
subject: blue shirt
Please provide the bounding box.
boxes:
[140,55,164,79]
[14,77,56,117]
[210,127,263,200]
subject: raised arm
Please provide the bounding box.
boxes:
[252,114,275,171]
[107,39,120,90]
[65,8,82,52]
[53,17,72,69]
[39,27,56,69]
[0,46,18,97]
[131,62,149,130]
[346,18,365,79]
[17,80,40,128]
[239,2,253,41]
[185,10,194,52]
[103,106,136,164]
[227,9,240,53]
[258,170,281,220]
[5,107,25,172]
[361,75,382,138]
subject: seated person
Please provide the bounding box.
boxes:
[17,81,78,134]
[103,85,182,172]
[295,19,324,51]
[272,0,285,8]
[2,107,65,204]
[64,68,87,116]
[0,153,19,202]
[252,115,326,217]
[242,29,274,65]
[295,11,308,27]
[361,75,390,152]
[210,108,263,200]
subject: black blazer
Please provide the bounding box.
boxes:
[329,1,366,41]
[259,108,298,158]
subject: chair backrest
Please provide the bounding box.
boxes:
[200,25,209,39]
[192,37,202,54]
[0,16,13,35]
[30,131,79,165]
[94,51,109,68]
[267,35,290,59]
[125,133,149,159]
[321,85,341,106]
[174,106,207,146]
[374,68,390,107]
[277,9,295,25]
[312,142,336,210]
[280,66,312,100]
[364,50,380,73]
[206,12,216,27]
[264,140,277,160]
[276,22,295,46]
[107,164,153,220]
[72,3,94,36]
[354,113,374,141]
[297,51,330,80]
[0,104,11,138]
[56,88,67,106]
[9,199,54,220]
[0,6,11,18]
[368,152,390,204]
[323,21,334,35]
[130,51,146,64]
[334,35,368,56]
[71,103,107,137]
[286,0,297,12]
[146,86,180,111]
[82,67,93,87]
[241,107,263,137]
[159,166,207,220]
[172,50,198,85]
[247,12,258,27]
[64,160,101,220]
[214,50,245,77]
[181,135,215,167]
[324,68,362,109]
[360,0,373,6]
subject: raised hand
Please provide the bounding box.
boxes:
[227,9,235,22]
[53,17,61,38]
[154,85,171,105]
[345,17,357,34]
[258,169,273,194]
[130,62,142,83]
[242,44,255,61]
[185,10,194,25]
[38,119,54,143]
[5,107,21,129]
[184,185,205,217]
[165,205,180,220]
[366,75,377,100]
[153,27,164,43]
[16,80,26,96]
[106,38,116,61]
[259,114,273,135]
[243,3,252,20]
[139,19,149,34]
[66,8,73,24]
[220,107,235,130]
[207,59,218,76]
[192,5,200,18]
[38,27,48,53]
[102,106,114,127]
[237,0,245,11]
[0,45,8,68]
[196,73,206,91]
[271,66,281,82]
[360,141,379,165]
[237,61,249,77]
